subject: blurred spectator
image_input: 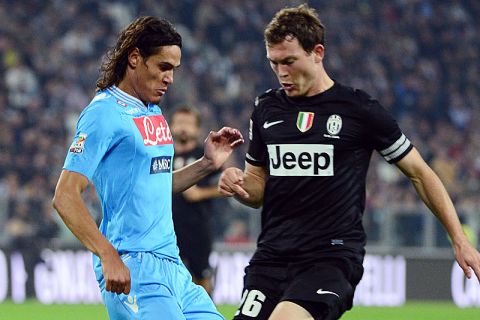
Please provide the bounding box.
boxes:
[170,106,223,295]
[223,219,251,245]
[5,198,59,297]
[4,58,39,110]
[0,0,479,249]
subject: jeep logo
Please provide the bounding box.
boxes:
[268,144,334,176]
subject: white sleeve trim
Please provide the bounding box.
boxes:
[380,134,411,162]
[246,153,259,162]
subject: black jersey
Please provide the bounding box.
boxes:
[172,146,215,253]
[246,82,413,263]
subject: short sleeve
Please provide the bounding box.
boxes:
[362,93,413,163]
[245,104,268,167]
[63,103,116,180]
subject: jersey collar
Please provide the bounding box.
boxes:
[284,81,338,106]
[107,86,149,110]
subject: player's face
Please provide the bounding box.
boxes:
[132,45,181,105]
[266,37,322,97]
[170,112,200,145]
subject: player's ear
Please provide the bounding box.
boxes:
[313,44,325,62]
[127,48,141,68]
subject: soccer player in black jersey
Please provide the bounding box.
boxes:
[218,4,480,320]
[171,106,222,296]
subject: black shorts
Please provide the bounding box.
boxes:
[177,229,212,280]
[233,257,364,320]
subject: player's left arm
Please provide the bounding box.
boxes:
[172,127,244,194]
[396,147,480,281]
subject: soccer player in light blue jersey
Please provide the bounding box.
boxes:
[52,16,243,319]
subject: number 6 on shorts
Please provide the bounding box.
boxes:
[235,289,266,317]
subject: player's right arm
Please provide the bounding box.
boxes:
[221,92,271,208]
[182,185,222,202]
[52,170,131,294]
[218,162,267,208]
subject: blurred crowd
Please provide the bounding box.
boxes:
[0,0,479,252]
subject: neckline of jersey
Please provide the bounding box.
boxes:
[107,86,152,110]
[284,81,338,106]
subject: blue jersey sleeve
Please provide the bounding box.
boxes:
[64,101,118,180]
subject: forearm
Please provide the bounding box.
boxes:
[233,171,264,208]
[183,185,222,202]
[52,192,115,257]
[172,156,215,194]
[410,167,467,246]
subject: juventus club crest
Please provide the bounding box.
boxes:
[296,112,314,132]
[325,114,342,138]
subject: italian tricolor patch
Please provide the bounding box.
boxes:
[296,112,314,132]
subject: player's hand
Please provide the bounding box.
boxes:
[218,167,250,199]
[203,127,244,170]
[101,249,131,294]
[454,240,480,282]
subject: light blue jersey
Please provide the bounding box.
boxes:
[64,86,223,319]
[64,86,179,275]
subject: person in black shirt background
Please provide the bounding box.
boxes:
[218,4,480,320]
[171,106,223,296]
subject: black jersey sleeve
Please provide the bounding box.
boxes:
[359,90,413,163]
[245,97,268,167]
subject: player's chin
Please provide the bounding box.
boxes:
[284,89,300,97]
[149,95,162,105]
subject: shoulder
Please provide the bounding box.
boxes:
[334,83,386,116]
[76,91,124,131]
[81,91,121,120]
[254,88,284,109]
[333,82,373,105]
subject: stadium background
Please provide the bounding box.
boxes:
[0,0,479,318]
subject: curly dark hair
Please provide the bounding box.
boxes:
[96,16,182,91]
[264,4,325,53]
